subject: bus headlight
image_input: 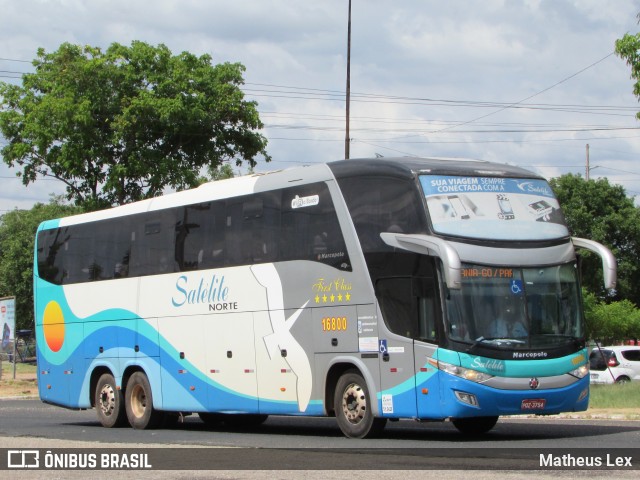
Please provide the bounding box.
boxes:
[432,359,494,384]
[569,364,589,379]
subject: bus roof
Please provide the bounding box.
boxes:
[41,157,543,228]
[327,157,543,180]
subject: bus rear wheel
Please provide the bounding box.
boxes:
[125,372,162,429]
[94,373,126,428]
[451,416,499,435]
[334,371,386,438]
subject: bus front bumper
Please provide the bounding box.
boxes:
[435,374,590,418]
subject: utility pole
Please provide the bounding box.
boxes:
[585,144,590,180]
[344,0,351,159]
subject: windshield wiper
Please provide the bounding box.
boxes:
[534,334,583,348]
[466,336,527,352]
[492,338,527,345]
[466,336,487,352]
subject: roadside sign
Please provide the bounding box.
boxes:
[0,296,16,380]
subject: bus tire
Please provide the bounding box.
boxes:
[125,371,162,429]
[451,416,499,435]
[334,370,386,438]
[94,373,127,428]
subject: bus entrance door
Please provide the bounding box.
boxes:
[378,334,417,418]
[414,341,441,419]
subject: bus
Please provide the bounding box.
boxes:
[33,157,616,438]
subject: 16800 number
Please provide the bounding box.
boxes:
[322,317,347,332]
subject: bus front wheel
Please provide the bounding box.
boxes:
[451,416,499,435]
[334,371,386,438]
[94,373,126,428]
[125,372,162,429]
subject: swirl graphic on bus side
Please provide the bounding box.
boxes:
[43,301,65,352]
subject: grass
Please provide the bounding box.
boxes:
[589,382,640,409]
[0,360,38,397]
[1,360,37,377]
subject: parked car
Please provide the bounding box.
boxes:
[589,346,640,384]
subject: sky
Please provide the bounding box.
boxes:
[1,0,640,212]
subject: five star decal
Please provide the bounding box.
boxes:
[314,292,351,304]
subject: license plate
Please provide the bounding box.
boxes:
[521,399,546,410]
[590,373,599,379]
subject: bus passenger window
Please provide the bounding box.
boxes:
[130,210,177,276]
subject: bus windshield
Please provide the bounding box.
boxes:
[446,263,583,350]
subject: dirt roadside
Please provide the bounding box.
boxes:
[0,365,38,397]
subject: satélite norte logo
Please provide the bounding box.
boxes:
[172,274,238,312]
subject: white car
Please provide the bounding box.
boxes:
[589,346,640,384]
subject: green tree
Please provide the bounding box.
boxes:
[584,290,640,344]
[209,163,236,181]
[550,174,640,304]
[616,19,640,118]
[195,162,236,186]
[0,41,270,209]
[0,200,81,329]
[201,162,236,183]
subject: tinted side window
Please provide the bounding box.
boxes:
[37,227,70,285]
[36,181,351,285]
[37,218,132,284]
[175,202,226,271]
[281,183,351,270]
[337,176,426,253]
[376,276,438,342]
[92,218,132,280]
[130,209,178,276]
[243,192,281,264]
[621,349,640,362]
[589,350,614,371]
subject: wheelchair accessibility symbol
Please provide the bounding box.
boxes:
[511,279,523,295]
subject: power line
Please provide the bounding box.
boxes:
[246,82,635,111]
[430,52,617,134]
[2,53,637,154]
[0,175,60,181]
[0,57,32,63]
[245,89,635,117]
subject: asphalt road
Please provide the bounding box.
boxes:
[1,399,639,478]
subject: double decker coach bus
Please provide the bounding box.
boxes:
[34,157,616,438]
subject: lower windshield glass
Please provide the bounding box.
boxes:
[446,263,583,350]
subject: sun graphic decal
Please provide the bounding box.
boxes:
[43,301,65,352]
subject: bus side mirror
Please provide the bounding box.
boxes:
[571,237,617,290]
[380,233,462,290]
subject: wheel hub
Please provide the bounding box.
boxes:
[98,385,116,417]
[130,384,147,418]
[342,382,366,424]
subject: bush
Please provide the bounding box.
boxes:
[584,291,640,344]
